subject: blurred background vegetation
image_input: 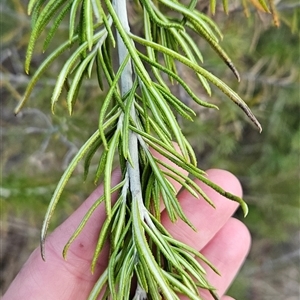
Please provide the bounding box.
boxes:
[1,0,299,299]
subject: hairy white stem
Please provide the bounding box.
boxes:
[113,1,149,296]
[133,283,147,300]
[112,0,144,211]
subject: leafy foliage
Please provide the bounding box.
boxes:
[10,0,283,299]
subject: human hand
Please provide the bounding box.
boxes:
[3,153,250,300]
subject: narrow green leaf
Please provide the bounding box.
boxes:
[173,249,216,290]
[258,0,271,12]
[157,0,241,81]
[101,39,115,82]
[62,181,124,260]
[182,136,198,166]
[161,270,201,300]
[141,268,164,299]
[41,130,101,260]
[111,199,127,248]
[149,85,189,160]
[134,102,173,147]
[91,116,120,183]
[195,12,223,40]
[160,28,176,81]
[25,0,72,73]
[140,0,184,30]
[161,170,199,199]
[130,33,262,132]
[93,1,115,47]
[164,236,220,275]
[180,0,197,25]
[95,51,104,90]
[132,198,177,300]
[122,79,138,161]
[15,36,77,114]
[137,51,218,110]
[117,243,135,299]
[140,141,196,227]
[154,83,196,121]
[69,0,82,41]
[98,53,129,149]
[188,18,240,82]
[152,180,162,221]
[134,264,148,294]
[179,30,203,63]
[174,247,207,275]
[140,85,172,140]
[103,129,120,219]
[210,0,216,15]
[143,10,170,90]
[144,174,157,214]
[91,196,122,272]
[43,1,72,52]
[131,125,206,178]
[78,4,87,59]
[28,0,43,15]
[51,30,106,112]
[159,0,220,42]
[30,0,46,26]
[107,242,121,299]
[143,221,179,266]
[67,48,97,114]
[83,136,103,181]
[198,174,249,216]
[111,175,129,248]
[94,149,108,184]
[144,140,207,182]
[83,0,94,50]
[223,0,229,14]
[138,92,151,134]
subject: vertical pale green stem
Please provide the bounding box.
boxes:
[113,1,149,296]
[112,1,142,205]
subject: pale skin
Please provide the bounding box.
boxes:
[3,150,251,300]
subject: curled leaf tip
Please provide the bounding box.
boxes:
[14,108,20,116]
[62,245,69,260]
[68,106,73,116]
[51,103,57,115]
[237,100,262,132]
[252,117,263,133]
[241,202,249,217]
[227,61,241,82]
[40,239,46,261]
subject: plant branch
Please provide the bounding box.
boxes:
[113,0,148,296]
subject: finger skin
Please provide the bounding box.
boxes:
[200,218,251,299]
